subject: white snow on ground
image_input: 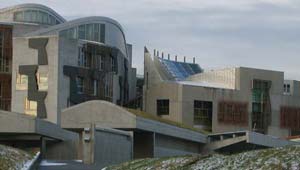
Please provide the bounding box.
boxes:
[21,152,40,170]
[40,160,68,166]
[0,144,35,170]
[192,146,300,170]
[104,145,300,170]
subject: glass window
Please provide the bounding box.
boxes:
[86,24,93,40]
[287,84,291,93]
[37,11,42,23]
[76,77,84,94]
[24,97,37,116]
[37,73,48,91]
[31,10,37,22]
[14,11,24,21]
[92,79,98,96]
[100,24,105,43]
[194,101,213,127]
[49,15,56,25]
[78,25,85,39]
[24,10,31,22]
[69,28,77,39]
[42,12,48,24]
[93,24,100,42]
[104,74,113,98]
[16,74,28,90]
[157,99,169,115]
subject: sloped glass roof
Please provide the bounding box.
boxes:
[158,57,203,80]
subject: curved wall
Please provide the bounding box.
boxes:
[58,17,128,58]
[0,3,65,26]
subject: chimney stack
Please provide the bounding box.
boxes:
[175,55,177,61]
[154,49,156,56]
[193,57,195,64]
[184,56,186,63]
[168,54,170,60]
[162,52,164,59]
[157,50,159,57]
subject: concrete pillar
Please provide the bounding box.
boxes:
[82,124,95,164]
[40,137,46,159]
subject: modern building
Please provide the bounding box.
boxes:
[0,3,137,124]
[143,47,300,138]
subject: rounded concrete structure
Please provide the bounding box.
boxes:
[29,16,128,57]
[0,3,65,25]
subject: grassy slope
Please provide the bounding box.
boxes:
[0,144,34,170]
[105,146,300,170]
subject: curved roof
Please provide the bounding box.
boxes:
[27,16,124,37]
[0,3,66,23]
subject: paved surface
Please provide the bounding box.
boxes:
[38,160,102,170]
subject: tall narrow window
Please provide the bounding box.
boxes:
[194,101,212,130]
[157,99,169,116]
[76,77,84,94]
[92,79,98,96]
[24,97,37,116]
[78,25,85,39]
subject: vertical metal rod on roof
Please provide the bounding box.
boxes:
[184,56,186,63]
[154,49,156,56]
[168,54,170,60]
[193,57,195,64]
[175,55,177,61]
[162,52,164,59]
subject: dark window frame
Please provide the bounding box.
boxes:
[157,99,169,116]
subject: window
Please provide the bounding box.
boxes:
[284,83,291,94]
[93,24,100,42]
[287,84,291,93]
[86,24,93,40]
[16,74,28,90]
[97,55,104,71]
[92,79,98,96]
[111,56,115,72]
[194,101,212,127]
[157,99,169,116]
[100,24,105,43]
[78,25,85,39]
[24,98,37,116]
[104,74,113,98]
[37,73,48,91]
[14,11,24,21]
[76,77,84,94]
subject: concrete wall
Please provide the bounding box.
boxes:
[154,134,201,157]
[94,127,132,168]
[144,82,183,123]
[12,36,60,124]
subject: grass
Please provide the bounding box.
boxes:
[104,146,300,170]
[126,108,210,134]
[0,144,35,170]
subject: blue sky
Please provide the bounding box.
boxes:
[1,0,300,79]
